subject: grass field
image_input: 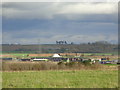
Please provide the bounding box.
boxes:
[2,70,118,88]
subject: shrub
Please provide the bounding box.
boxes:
[82,60,91,66]
[2,61,112,71]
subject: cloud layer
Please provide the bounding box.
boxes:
[2,3,117,19]
[2,2,118,44]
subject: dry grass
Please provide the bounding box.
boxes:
[2,61,118,71]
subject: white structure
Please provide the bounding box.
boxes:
[53,54,61,57]
[31,58,48,61]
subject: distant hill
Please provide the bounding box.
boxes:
[2,42,118,53]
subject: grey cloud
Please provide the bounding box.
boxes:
[2,2,117,22]
[2,2,118,44]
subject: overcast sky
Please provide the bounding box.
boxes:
[2,2,118,44]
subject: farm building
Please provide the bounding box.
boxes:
[52,54,61,57]
[20,59,31,61]
[31,58,48,62]
[2,58,12,61]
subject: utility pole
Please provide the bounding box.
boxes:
[38,39,41,55]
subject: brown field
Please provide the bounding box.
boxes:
[29,53,82,57]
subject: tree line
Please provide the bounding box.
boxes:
[2,41,118,53]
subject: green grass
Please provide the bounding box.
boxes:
[2,70,118,88]
[104,64,118,66]
[2,51,37,54]
[0,72,2,89]
[85,53,112,56]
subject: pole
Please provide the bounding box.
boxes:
[38,39,41,55]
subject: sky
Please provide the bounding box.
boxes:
[2,2,118,44]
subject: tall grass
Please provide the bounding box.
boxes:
[2,61,117,71]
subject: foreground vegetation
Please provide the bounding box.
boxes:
[3,70,118,88]
[2,61,118,71]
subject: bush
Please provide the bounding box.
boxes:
[2,61,110,71]
[82,60,91,66]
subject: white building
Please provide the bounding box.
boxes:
[52,54,61,57]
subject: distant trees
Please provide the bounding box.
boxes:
[56,41,75,45]
[71,42,74,45]
[56,41,67,44]
[2,41,118,53]
[90,41,111,45]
